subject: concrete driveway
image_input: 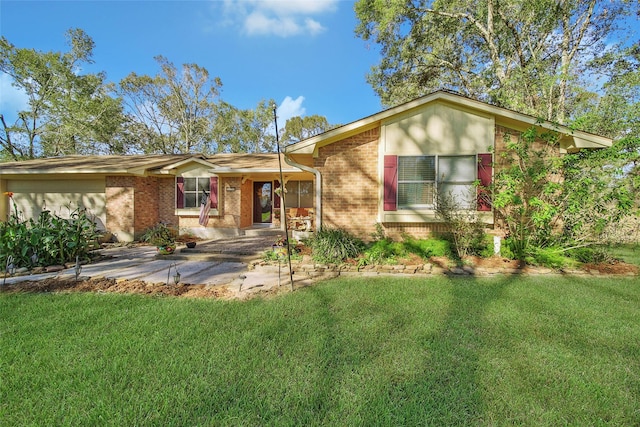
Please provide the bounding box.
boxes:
[2,235,302,297]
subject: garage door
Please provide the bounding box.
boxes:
[7,178,107,230]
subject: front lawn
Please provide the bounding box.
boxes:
[2,275,639,425]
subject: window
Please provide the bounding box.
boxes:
[182,177,210,208]
[396,155,476,209]
[437,155,477,209]
[176,176,217,210]
[398,156,436,208]
[284,181,314,208]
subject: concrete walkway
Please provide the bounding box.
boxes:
[1,235,313,298]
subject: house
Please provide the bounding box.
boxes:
[0,91,612,242]
[283,91,612,240]
[0,153,313,242]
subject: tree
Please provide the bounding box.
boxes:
[212,100,277,153]
[116,56,222,154]
[280,115,334,145]
[572,42,640,140]
[491,125,638,258]
[354,0,631,123]
[0,28,125,159]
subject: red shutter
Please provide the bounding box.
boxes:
[210,176,218,209]
[176,177,184,209]
[477,153,492,211]
[384,155,398,211]
[274,180,281,209]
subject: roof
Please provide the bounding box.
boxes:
[0,154,194,175]
[284,90,613,155]
[0,153,301,176]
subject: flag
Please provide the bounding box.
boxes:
[199,189,211,226]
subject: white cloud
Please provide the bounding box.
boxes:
[277,95,306,127]
[0,73,29,122]
[221,0,337,37]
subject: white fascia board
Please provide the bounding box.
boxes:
[209,167,302,174]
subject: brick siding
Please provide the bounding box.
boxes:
[105,176,135,241]
[315,128,380,240]
[240,179,253,228]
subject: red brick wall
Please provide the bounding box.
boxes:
[240,179,253,228]
[133,176,160,235]
[158,177,178,225]
[315,128,380,240]
[105,176,135,241]
[106,176,178,241]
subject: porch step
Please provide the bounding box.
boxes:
[159,252,262,263]
[242,228,285,237]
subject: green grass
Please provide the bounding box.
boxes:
[609,243,640,267]
[2,275,640,426]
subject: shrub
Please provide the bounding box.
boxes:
[0,207,99,269]
[434,189,487,259]
[402,235,452,259]
[309,228,365,264]
[566,246,612,264]
[141,223,177,247]
[359,239,406,266]
[525,247,577,269]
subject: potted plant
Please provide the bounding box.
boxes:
[142,223,177,255]
[272,235,288,258]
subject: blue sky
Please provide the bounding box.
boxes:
[0,0,383,128]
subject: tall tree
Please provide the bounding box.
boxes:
[116,56,222,154]
[354,0,631,123]
[280,115,334,145]
[0,28,124,159]
[572,42,640,140]
[212,100,277,153]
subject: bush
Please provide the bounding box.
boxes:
[566,246,612,264]
[525,247,577,269]
[359,239,406,266]
[402,235,452,259]
[0,207,99,269]
[309,228,365,264]
[434,190,487,258]
[141,223,177,247]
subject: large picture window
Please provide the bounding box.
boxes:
[397,155,476,209]
[284,180,314,208]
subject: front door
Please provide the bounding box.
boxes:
[253,182,272,224]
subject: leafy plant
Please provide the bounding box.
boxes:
[141,223,177,247]
[309,228,364,264]
[524,247,577,269]
[491,126,564,259]
[435,188,487,259]
[359,239,406,266]
[0,206,99,269]
[402,235,452,259]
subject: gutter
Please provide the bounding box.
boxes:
[283,154,322,231]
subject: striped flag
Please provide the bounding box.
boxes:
[199,190,211,226]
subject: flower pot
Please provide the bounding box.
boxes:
[186,241,197,249]
[272,245,287,258]
[157,244,176,255]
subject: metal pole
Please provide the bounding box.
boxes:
[272,103,294,291]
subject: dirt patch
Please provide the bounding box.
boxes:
[583,261,639,275]
[1,277,233,299]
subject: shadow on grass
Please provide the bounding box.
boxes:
[304,274,519,425]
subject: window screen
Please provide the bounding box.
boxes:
[398,156,436,207]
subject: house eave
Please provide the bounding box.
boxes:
[284,90,613,155]
[210,167,302,174]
